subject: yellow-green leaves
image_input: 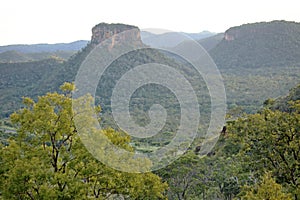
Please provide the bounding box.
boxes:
[60,82,75,92]
[229,104,300,198]
[0,82,167,199]
[240,173,292,200]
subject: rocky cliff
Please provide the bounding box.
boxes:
[91,23,143,48]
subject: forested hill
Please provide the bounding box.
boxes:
[197,20,300,113]
[0,41,89,63]
[268,83,300,112]
[1,21,300,117]
[0,58,64,116]
[0,23,207,123]
[209,20,300,69]
[0,40,89,53]
[1,21,300,200]
[0,23,145,117]
[0,50,75,63]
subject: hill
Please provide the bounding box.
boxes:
[0,40,88,53]
[171,21,300,113]
[198,33,224,51]
[0,23,213,152]
[1,21,300,200]
[0,40,89,63]
[0,58,64,116]
[198,20,300,112]
[210,20,300,69]
[268,83,300,112]
[0,50,75,63]
[0,51,30,63]
[1,20,300,117]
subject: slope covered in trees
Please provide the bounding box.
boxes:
[1,21,300,118]
[2,82,299,199]
[1,21,300,199]
[210,20,300,69]
[0,50,75,63]
[0,40,88,54]
[155,84,300,199]
[0,58,64,117]
[268,83,300,112]
[202,20,300,113]
[0,83,168,199]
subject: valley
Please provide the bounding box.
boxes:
[0,21,300,199]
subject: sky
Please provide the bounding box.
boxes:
[1,0,300,45]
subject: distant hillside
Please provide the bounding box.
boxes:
[170,21,300,112]
[268,84,300,112]
[172,33,224,52]
[198,33,224,51]
[141,31,215,48]
[0,40,88,53]
[210,20,300,68]
[0,58,64,116]
[1,21,300,118]
[0,51,30,63]
[0,50,75,63]
[0,23,213,151]
[187,20,300,112]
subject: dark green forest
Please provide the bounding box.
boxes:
[1,21,300,199]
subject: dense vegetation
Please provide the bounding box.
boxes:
[204,20,300,113]
[155,84,300,199]
[0,39,212,152]
[0,50,75,63]
[1,21,300,199]
[221,65,300,113]
[1,21,300,119]
[268,84,300,112]
[210,20,300,69]
[0,58,65,117]
[0,83,167,199]
[1,83,299,199]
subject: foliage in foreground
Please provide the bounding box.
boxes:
[228,100,300,199]
[0,82,167,199]
[239,172,292,200]
[156,98,300,199]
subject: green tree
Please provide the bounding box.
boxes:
[0,82,167,199]
[240,172,292,200]
[229,101,300,199]
[156,149,242,200]
[157,152,210,200]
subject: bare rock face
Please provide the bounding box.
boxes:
[224,28,255,41]
[224,32,235,41]
[91,23,143,48]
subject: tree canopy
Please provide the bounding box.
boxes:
[0,82,167,199]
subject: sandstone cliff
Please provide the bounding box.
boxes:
[91,23,143,48]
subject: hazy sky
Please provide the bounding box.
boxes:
[1,0,299,45]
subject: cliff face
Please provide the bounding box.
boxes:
[91,23,143,48]
[224,26,259,41]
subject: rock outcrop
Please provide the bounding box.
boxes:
[91,23,143,48]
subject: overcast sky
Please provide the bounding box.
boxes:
[1,0,299,45]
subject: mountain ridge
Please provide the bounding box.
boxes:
[209,20,300,69]
[0,40,89,54]
[0,31,215,56]
[0,20,300,117]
